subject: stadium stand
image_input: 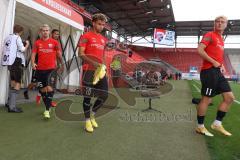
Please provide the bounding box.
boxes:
[131,46,233,76]
[225,49,239,75]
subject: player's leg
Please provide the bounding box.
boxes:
[37,70,52,119]
[82,71,94,132]
[211,72,234,136]
[91,75,108,128]
[8,58,23,113]
[196,68,216,136]
[196,96,213,136]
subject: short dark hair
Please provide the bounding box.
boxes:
[92,13,107,22]
[52,29,59,34]
[13,25,24,33]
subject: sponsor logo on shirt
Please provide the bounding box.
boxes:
[92,38,96,43]
[90,44,104,50]
[39,49,55,53]
[216,38,224,50]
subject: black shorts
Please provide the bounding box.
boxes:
[36,69,55,88]
[82,70,108,97]
[200,67,231,97]
[8,57,23,83]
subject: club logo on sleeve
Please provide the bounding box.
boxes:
[81,38,88,44]
[203,37,211,42]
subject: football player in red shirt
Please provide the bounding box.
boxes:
[23,30,41,102]
[52,29,60,41]
[78,13,108,133]
[31,24,64,119]
[49,29,61,107]
[196,16,235,137]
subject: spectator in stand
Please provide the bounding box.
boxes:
[110,55,122,87]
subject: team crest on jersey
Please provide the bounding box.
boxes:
[101,39,105,44]
[48,43,53,48]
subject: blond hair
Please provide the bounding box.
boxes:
[215,16,228,22]
[40,24,51,30]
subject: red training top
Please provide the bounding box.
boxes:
[32,38,60,70]
[78,31,107,70]
[200,31,224,70]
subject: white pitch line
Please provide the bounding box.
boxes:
[234,100,240,104]
[193,80,201,85]
[193,84,200,93]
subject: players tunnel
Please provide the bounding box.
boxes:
[0,0,84,104]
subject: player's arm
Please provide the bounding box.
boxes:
[17,37,29,52]
[31,41,38,70]
[31,51,37,70]
[56,43,64,67]
[197,43,221,68]
[220,64,226,73]
[78,46,100,68]
[57,49,64,71]
[54,42,64,72]
[57,51,64,66]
